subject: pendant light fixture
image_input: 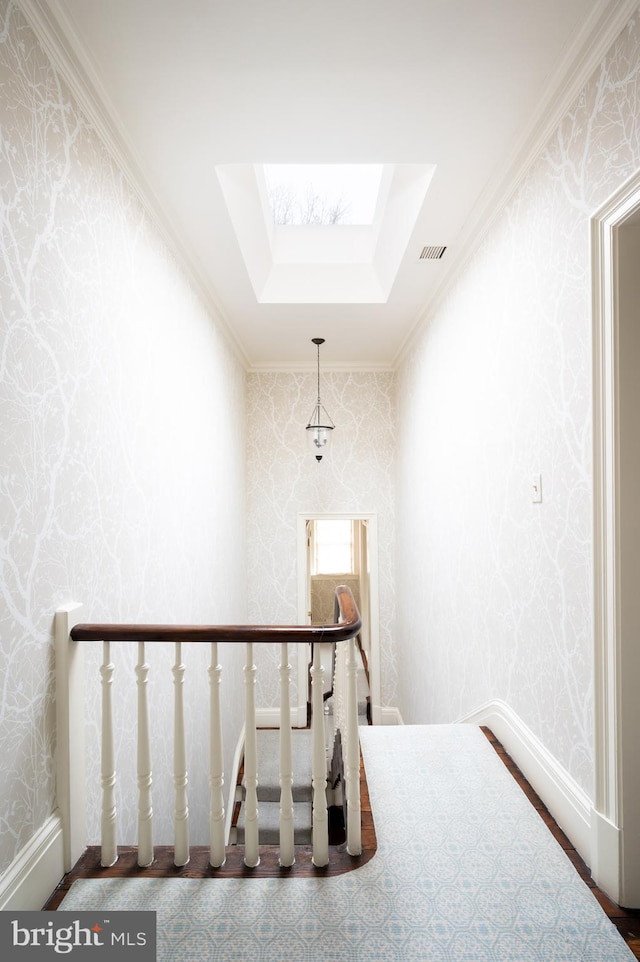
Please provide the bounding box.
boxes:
[305,337,335,461]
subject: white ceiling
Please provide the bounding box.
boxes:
[23,0,632,368]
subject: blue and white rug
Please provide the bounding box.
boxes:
[60,725,634,961]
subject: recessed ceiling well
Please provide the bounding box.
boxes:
[215,163,436,304]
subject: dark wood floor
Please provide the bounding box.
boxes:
[43,748,376,909]
[43,726,640,960]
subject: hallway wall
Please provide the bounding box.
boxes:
[395,7,640,799]
[246,370,396,710]
[0,0,247,870]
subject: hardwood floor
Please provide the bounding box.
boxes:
[42,726,640,960]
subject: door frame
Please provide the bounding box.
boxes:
[297,512,382,725]
[591,167,640,905]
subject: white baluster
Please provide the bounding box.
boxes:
[310,643,329,866]
[209,641,226,868]
[243,642,260,867]
[279,642,295,867]
[173,641,189,866]
[100,640,117,867]
[136,641,153,867]
[345,636,362,855]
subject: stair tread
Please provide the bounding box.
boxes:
[236,800,312,845]
[246,728,314,802]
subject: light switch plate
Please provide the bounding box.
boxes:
[532,474,543,503]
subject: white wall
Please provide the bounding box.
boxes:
[395,7,640,800]
[0,0,247,870]
[246,370,396,710]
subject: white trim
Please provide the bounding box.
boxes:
[458,700,592,864]
[248,361,395,374]
[0,814,65,910]
[380,706,403,726]
[297,513,382,726]
[255,707,306,728]
[591,808,622,903]
[54,602,86,873]
[591,167,640,906]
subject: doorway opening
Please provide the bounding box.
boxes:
[592,169,640,907]
[297,513,381,726]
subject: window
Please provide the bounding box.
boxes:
[263,164,383,226]
[311,519,356,575]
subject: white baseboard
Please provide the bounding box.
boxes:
[458,699,592,864]
[255,707,308,728]
[380,706,404,726]
[0,813,65,910]
[258,705,404,727]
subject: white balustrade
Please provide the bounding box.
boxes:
[279,642,295,867]
[100,640,117,867]
[209,641,226,868]
[136,641,154,867]
[310,643,329,866]
[59,588,362,874]
[243,642,260,867]
[172,641,190,866]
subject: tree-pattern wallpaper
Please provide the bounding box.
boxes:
[246,370,396,711]
[0,0,247,864]
[395,8,640,799]
[4,0,640,885]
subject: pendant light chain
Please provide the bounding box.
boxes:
[316,339,321,404]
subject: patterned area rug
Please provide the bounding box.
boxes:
[60,725,634,961]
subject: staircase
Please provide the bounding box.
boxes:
[236,728,314,844]
[234,645,370,848]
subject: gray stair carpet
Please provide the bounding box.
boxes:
[238,728,316,845]
[235,800,312,845]
[243,728,313,802]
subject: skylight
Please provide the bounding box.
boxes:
[215,162,436,303]
[263,164,384,226]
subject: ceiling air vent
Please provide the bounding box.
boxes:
[419,245,446,260]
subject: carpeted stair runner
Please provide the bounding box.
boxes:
[236,728,314,845]
[236,652,370,846]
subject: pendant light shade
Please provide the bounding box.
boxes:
[306,337,334,461]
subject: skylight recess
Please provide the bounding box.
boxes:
[263,164,383,226]
[215,162,436,303]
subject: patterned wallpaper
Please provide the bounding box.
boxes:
[395,9,640,798]
[5,0,640,877]
[246,370,396,710]
[0,0,247,862]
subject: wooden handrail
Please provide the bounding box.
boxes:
[70,584,362,644]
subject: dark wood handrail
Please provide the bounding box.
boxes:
[70,584,362,644]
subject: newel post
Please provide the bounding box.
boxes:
[55,603,86,873]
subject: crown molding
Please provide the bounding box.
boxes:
[247,361,395,374]
[394,0,640,369]
[15,0,250,370]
